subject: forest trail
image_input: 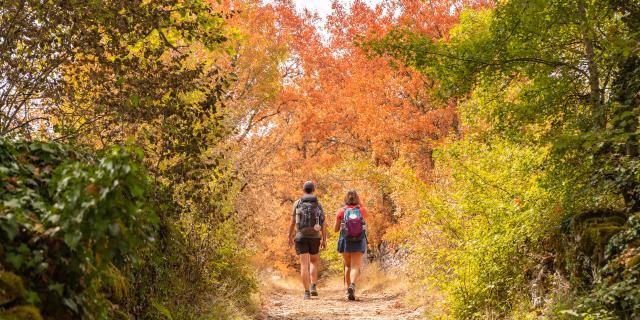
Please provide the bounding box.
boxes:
[258,269,427,320]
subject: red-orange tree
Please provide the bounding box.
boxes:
[235,0,487,269]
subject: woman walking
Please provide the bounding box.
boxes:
[334,190,367,301]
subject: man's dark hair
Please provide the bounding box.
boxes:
[303,181,315,193]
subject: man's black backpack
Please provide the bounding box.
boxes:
[295,195,324,235]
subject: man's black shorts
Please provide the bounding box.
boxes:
[295,238,321,255]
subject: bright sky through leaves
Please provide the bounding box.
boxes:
[292,0,383,18]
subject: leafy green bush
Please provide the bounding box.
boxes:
[0,139,157,318]
[365,0,640,317]
[119,148,257,319]
[561,212,640,319]
[428,139,555,319]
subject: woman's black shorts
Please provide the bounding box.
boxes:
[295,238,321,255]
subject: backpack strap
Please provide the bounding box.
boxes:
[293,199,301,226]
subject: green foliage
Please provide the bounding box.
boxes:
[392,138,558,318]
[0,305,43,320]
[563,212,640,319]
[0,271,26,305]
[121,174,256,319]
[560,210,627,284]
[116,89,257,318]
[0,139,156,319]
[116,102,256,319]
[0,0,230,137]
[320,229,344,274]
[366,0,640,317]
[2,0,257,318]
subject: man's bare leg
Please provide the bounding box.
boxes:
[309,254,320,296]
[300,253,311,291]
[310,254,320,284]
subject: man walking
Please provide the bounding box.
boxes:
[288,181,326,300]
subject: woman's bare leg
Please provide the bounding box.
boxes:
[341,252,352,286]
[349,251,364,285]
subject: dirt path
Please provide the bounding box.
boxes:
[258,274,425,320]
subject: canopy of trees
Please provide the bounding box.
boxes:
[1,0,639,319]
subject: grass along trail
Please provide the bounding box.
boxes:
[258,266,428,320]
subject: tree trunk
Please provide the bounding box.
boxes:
[576,0,605,131]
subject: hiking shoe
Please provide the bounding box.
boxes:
[303,290,311,300]
[347,283,356,301]
[310,283,318,296]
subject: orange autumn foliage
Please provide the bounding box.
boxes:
[229,0,487,271]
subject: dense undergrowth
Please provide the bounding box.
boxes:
[0,0,258,318]
[384,138,640,319]
[366,0,640,318]
[0,140,155,318]
[0,139,255,319]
